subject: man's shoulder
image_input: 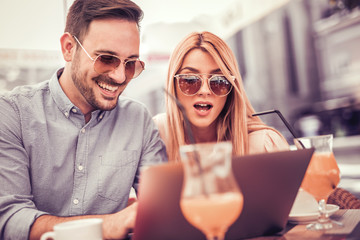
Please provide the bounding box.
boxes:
[0,80,49,106]
[1,80,50,102]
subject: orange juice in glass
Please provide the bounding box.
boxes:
[181,192,243,239]
[295,134,342,230]
[301,152,340,202]
[179,142,243,240]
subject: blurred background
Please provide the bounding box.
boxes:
[1,0,359,196]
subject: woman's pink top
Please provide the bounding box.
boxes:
[153,112,290,155]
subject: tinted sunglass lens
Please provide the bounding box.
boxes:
[178,76,202,95]
[95,55,121,73]
[125,60,145,79]
[210,76,232,96]
[94,56,144,79]
[124,60,136,78]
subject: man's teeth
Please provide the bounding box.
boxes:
[98,82,118,92]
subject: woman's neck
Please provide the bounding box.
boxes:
[189,123,217,143]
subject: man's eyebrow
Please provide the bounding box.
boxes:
[95,49,139,59]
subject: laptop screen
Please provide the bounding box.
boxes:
[132,148,313,240]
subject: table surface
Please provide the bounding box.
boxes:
[127,209,359,240]
[248,209,360,239]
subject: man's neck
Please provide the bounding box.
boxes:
[59,66,94,120]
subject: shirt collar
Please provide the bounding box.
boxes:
[49,68,74,118]
[49,68,106,122]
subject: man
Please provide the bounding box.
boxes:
[0,0,167,239]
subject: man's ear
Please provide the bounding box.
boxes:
[60,32,76,62]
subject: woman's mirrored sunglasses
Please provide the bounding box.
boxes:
[73,35,145,79]
[175,74,234,97]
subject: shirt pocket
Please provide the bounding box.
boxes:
[98,150,138,202]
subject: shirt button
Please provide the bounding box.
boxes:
[72,108,77,113]
[81,128,86,133]
[64,112,69,117]
[73,199,79,205]
[78,165,84,171]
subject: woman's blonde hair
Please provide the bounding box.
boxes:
[164,31,280,161]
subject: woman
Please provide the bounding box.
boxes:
[153,31,360,209]
[153,31,289,161]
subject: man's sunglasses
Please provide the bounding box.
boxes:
[175,74,234,97]
[73,35,145,79]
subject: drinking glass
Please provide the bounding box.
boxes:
[179,141,243,240]
[294,134,342,230]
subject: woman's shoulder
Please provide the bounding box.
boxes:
[248,129,289,154]
[153,112,167,140]
[153,112,167,127]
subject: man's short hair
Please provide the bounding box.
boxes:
[65,0,143,41]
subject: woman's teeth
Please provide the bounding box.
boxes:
[97,82,118,92]
[194,103,213,111]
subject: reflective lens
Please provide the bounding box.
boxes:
[209,76,233,96]
[175,74,233,96]
[177,75,202,95]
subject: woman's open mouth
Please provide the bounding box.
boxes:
[194,103,213,112]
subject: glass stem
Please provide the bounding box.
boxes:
[207,237,224,240]
[318,199,330,223]
[207,233,225,240]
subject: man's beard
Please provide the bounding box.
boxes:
[71,57,120,112]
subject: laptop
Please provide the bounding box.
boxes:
[132,148,314,240]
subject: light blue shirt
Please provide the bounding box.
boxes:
[0,69,167,239]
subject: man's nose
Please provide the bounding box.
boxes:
[107,63,127,84]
